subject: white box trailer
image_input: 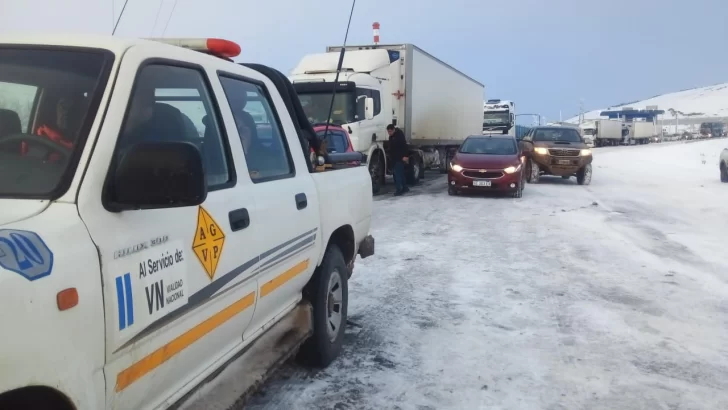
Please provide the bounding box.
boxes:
[626,121,655,145]
[580,119,623,147]
[289,44,484,193]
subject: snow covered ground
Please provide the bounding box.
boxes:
[246,139,728,410]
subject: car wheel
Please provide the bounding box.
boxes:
[577,163,592,185]
[528,160,540,184]
[448,186,457,196]
[512,183,523,198]
[721,163,728,183]
[298,244,348,367]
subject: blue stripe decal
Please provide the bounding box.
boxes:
[115,276,126,330]
[123,273,134,327]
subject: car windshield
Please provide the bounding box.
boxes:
[460,137,517,155]
[533,128,582,142]
[315,129,349,153]
[0,47,110,198]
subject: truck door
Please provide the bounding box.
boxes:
[77,47,262,410]
[356,87,384,145]
[216,72,321,339]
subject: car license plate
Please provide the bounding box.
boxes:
[473,180,491,187]
[558,160,571,165]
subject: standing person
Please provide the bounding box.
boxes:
[386,124,409,196]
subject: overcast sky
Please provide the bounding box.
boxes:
[2,0,726,121]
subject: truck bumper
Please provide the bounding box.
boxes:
[358,235,375,259]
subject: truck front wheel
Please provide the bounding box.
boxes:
[577,163,592,185]
[298,244,349,367]
[369,153,384,195]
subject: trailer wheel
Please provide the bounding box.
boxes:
[406,154,423,185]
[438,149,448,174]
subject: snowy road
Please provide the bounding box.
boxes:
[247,140,728,410]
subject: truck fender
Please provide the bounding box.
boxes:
[366,144,386,171]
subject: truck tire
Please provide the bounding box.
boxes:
[298,244,348,368]
[406,154,422,185]
[438,149,448,174]
[527,159,540,184]
[721,163,728,183]
[369,154,383,195]
[577,163,592,185]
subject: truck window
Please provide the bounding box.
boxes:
[218,75,294,182]
[0,47,111,198]
[355,88,381,118]
[116,64,232,189]
[371,90,381,115]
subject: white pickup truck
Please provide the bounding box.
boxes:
[0,35,374,410]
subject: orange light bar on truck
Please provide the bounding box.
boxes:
[147,38,241,58]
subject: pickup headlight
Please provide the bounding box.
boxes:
[504,164,522,174]
[451,163,463,172]
[580,149,592,156]
[534,147,549,155]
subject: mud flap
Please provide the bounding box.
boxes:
[358,235,375,259]
[174,302,313,410]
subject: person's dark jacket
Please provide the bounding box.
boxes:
[389,127,408,162]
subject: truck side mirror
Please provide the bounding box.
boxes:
[107,141,207,212]
[364,97,374,120]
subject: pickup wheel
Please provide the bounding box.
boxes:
[298,244,348,367]
[721,162,728,183]
[527,159,540,184]
[577,163,592,185]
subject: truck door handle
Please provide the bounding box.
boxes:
[295,193,307,210]
[229,208,250,231]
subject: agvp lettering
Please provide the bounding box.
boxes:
[192,207,226,280]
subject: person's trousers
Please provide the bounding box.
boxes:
[392,159,406,193]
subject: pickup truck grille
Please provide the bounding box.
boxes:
[463,170,503,179]
[549,149,580,157]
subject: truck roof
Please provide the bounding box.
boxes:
[324,43,484,87]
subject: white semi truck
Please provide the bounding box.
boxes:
[289,44,484,193]
[579,119,623,147]
[482,99,515,137]
[624,121,655,145]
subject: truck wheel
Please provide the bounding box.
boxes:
[405,154,420,185]
[527,160,540,184]
[369,155,383,195]
[298,244,348,368]
[577,163,592,185]
[721,163,728,183]
[438,149,448,174]
[417,156,426,180]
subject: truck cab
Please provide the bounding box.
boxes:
[0,35,374,410]
[482,99,515,136]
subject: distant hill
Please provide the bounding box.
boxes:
[565,83,728,124]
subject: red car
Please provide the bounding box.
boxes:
[448,134,526,198]
[310,123,360,166]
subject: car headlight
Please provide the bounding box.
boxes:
[534,147,549,155]
[451,163,463,172]
[580,149,592,156]
[504,164,522,174]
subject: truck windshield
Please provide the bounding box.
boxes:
[483,112,509,125]
[460,138,517,155]
[0,47,111,198]
[582,129,596,136]
[533,128,582,142]
[298,92,356,125]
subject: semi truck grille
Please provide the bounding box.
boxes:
[463,170,503,179]
[549,149,580,157]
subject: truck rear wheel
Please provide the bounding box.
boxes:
[577,163,592,185]
[298,244,348,367]
[721,163,728,183]
[406,154,423,185]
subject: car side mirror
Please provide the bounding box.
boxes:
[364,97,374,120]
[107,142,207,212]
